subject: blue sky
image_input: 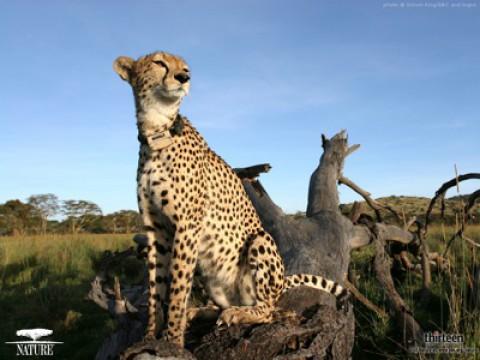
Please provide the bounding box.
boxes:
[0,0,479,214]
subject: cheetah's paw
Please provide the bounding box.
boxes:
[216,307,247,327]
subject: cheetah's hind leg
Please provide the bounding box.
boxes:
[217,231,283,327]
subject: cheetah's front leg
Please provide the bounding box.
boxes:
[143,226,172,339]
[163,224,200,347]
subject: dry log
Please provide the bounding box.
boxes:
[238,132,425,348]
[87,249,148,360]
[124,289,354,360]
[91,269,354,359]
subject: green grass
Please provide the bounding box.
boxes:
[351,224,480,359]
[0,234,133,359]
[1,227,479,359]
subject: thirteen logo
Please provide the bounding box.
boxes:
[5,328,63,356]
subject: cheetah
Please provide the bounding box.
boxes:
[113,51,349,347]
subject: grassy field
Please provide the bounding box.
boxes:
[1,227,479,359]
[352,224,480,359]
[0,234,133,359]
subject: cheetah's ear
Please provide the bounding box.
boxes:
[113,56,134,82]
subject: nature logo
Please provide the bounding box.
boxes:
[5,328,63,356]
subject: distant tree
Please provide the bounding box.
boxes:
[0,200,39,236]
[115,210,139,233]
[102,213,119,233]
[27,194,59,234]
[82,214,108,233]
[102,210,139,233]
[62,200,102,234]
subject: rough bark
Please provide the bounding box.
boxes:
[91,276,354,360]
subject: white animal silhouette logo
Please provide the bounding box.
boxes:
[16,329,52,342]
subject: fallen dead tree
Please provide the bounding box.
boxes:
[237,132,426,347]
[88,130,479,359]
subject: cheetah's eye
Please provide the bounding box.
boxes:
[153,60,169,71]
[183,68,190,73]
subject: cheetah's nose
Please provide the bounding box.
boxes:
[174,72,190,84]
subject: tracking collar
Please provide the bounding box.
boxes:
[138,114,184,151]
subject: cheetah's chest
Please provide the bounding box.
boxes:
[137,144,201,222]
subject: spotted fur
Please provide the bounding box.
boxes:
[113,51,349,347]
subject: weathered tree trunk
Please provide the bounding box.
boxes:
[240,131,357,284]
[89,130,427,359]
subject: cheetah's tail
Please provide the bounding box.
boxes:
[283,274,349,303]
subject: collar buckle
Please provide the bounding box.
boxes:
[148,129,174,150]
[139,114,184,151]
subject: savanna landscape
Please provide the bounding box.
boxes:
[1,188,479,358]
[1,1,479,359]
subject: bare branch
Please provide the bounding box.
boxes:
[424,173,480,232]
[348,201,363,224]
[344,280,388,319]
[338,176,382,221]
[346,144,361,158]
[338,176,401,222]
[233,163,271,180]
[398,251,415,271]
[404,216,417,232]
[462,234,480,248]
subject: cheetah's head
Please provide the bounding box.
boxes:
[113,51,190,106]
